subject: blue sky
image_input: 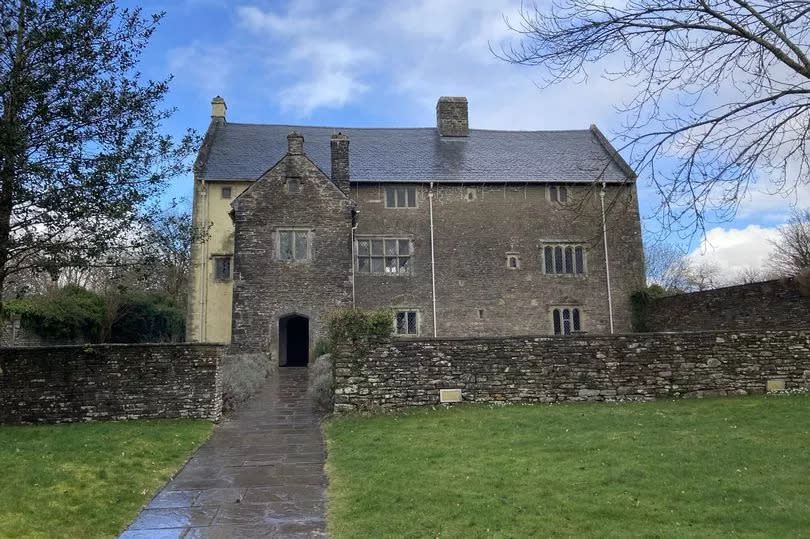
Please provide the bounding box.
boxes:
[126,0,810,279]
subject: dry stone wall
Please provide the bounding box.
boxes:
[645,278,809,332]
[0,343,223,424]
[333,331,810,411]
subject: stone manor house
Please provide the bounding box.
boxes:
[188,96,644,366]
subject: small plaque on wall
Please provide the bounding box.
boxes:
[440,389,462,403]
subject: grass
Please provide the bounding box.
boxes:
[325,394,810,538]
[0,420,212,538]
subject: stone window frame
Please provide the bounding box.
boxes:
[384,185,418,208]
[506,252,521,270]
[285,177,301,194]
[393,309,420,336]
[542,243,587,275]
[212,254,232,281]
[221,186,232,199]
[276,227,313,262]
[355,235,413,276]
[465,187,478,202]
[548,184,569,203]
[551,306,583,335]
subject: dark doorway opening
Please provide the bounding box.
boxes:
[279,315,309,367]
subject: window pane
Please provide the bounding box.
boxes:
[396,312,407,334]
[564,246,573,273]
[563,309,571,335]
[371,240,383,255]
[386,188,395,207]
[385,257,397,273]
[396,187,406,207]
[559,186,568,202]
[357,239,369,256]
[553,309,561,335]
[385,239,398,256]
[287,179,300,193]
[406,187,416,207]
[294,231,309,260]
[549,185,557,202]
[279,231,292,260]
[371,257,384,273]
[573,308,581,331]
[544,247,553,273]
[357,257,370,273]
[509,256,518,268]
[399,257,410,273]
[575,247,584,274]
[554,246,563,273]
[407,312,417,334]
[399,239,410,255]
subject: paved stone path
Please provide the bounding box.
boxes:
[120,368,327,538]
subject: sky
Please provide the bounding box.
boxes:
[125,0,810,280]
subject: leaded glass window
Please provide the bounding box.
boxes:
[552,307,582,335]
[357,238,411,274]
[543,244,586,275]
[395,310,418,335]
[278,229,311,261]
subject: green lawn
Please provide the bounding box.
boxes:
[326,395,810,538]
[0,420,212,538]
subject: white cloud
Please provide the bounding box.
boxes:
[687,224,781,278]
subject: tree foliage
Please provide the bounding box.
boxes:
[4,284,105,340]
[0,0,196,310]
[499,1,810,233]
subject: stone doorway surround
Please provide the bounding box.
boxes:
[120,368,327,538]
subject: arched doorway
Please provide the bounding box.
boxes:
[279,314,309,367]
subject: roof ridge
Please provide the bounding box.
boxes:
[222,122,592,135]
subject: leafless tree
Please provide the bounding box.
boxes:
[644,243,692,290]
[498,1,810,234]
[769,207,810,274]
[729,265,779,284]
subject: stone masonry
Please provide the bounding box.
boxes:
[333,330,810,411]
[646,277,810,332]
[0,343,223,424]
[230,133,354,356]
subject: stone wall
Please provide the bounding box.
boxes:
[352,182,644,337]
[646,278,809,332]
[0,343,223,424]
[1,316,91,347]
[333,331,810,411]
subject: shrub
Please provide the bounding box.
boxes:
[326,307,393,346]
[630,285,671,332]
[221,352,272,412]
[308,353,334,412]
[311,338,334,361]
[109,295,185,343]
[5,286,105,341]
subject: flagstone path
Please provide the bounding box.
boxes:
[120,368,327,538]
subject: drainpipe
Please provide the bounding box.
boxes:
[428,182,438,337]
[200,181,209,341]
[600,182,614,334]
[351,209,359,308]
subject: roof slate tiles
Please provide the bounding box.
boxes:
[200,123,633,183]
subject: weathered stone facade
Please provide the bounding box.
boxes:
[230,134,354,356]
[333,331,810,411]
[351,182,643,336]
[189,96,645,361]
[0,343,223,424]
[645,277,810,332]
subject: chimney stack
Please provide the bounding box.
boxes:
[287,132,304,155]
[211,96,227,120]
[436,96,468,137]
[330,132,350,192]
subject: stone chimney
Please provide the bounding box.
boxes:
[330,132,350,192]
[287,132,304,155]
[436,96,468,137]
[211,96,227,120]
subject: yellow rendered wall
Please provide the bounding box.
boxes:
[196,180,251,343]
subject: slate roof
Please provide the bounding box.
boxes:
[198,122,635,183]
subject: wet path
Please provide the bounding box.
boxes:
[121,368,327,538]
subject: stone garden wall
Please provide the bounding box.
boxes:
[0,343,224,424]
[333,330,810,412]
[645,277,809,332]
